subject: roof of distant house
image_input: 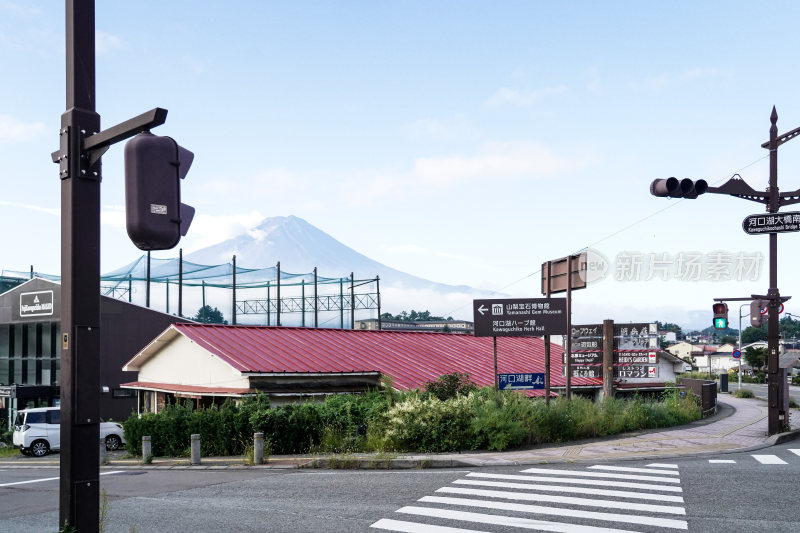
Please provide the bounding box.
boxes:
[123,323,602,395]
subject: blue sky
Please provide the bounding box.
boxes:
[3,1,800,331]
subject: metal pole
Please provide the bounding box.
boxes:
[276,261,281,327]
[493,336,498,391]
[201,280,206,321]
[767,108,782,435]
[301,280,305,327]
[146,251,150,308]
[232,255,237,325]
[376,276,382,330]
[178,248,183,317]
[544,261,551,406]
[738,304,746,391]
[60,1,101,529]
[602,319,614,399]
[266,283,270,326]
[165,279,169,314]
[350,272,355,329]
[314,267,318,328]
[565,255,573,400]
[339,278,344,329]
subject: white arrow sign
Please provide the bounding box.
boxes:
[477,304,488,315]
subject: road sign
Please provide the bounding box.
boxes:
[473,298,568,337]
[732,349,742,359]
[565,365,602,378]
[616,352,657,364]
[742,212,800,235]
[541,253,587,294]
[498,373,545,390]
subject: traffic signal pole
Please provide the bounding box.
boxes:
[653,107,800,435]
[56,3,180,529]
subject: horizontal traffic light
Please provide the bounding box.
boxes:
[650,177,708,199]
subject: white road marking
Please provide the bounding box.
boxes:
[453,479,684,503]
[588,465,679,475]
[789,449,800,457]
[709,460,736,464]
[371,518,490,532]
[435,486,686,515]
[0,470,125,488]
[396,506,645,533]
[520,467,681,484]
[467,472,683,493]
[752,455,787,464]
[417,496,689,530]
[646,463,678,469]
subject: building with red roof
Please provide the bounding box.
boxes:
[122,323,602,411]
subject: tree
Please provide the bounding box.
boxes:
[720,335,737,345]
[381,309,448,322]
[657,322,684,340]
[744,346,766,372]
[423,372,477,401]
[741,325,767,344]
[193,305,228,324]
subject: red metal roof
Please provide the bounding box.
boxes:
[122,381,251,396]
[149,324,601,395]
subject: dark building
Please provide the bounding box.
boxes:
[0,278,190,429]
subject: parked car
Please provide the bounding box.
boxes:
[12,407,126,457]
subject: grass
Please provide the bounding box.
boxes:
[733,389,755,399]
[0,446,22,458]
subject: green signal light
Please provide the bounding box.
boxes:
[714,317,727,329]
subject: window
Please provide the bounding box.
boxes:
[47,409,60,424]
[112,388,136,399]
[25,411,46,424]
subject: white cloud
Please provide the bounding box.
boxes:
[485,85,567,108]
[0,1,41,16]
[412,140,578,185]
[406,114,480,141]
[95,30,125,56]
[629,67,723,91]
[0,115,46,142]
[179,210,265,252]
[0,200,59,216]
[380,243,470,262]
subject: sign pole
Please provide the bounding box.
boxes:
[493,336,498,391]
[602,319,614,399]
[565,255,572,400]
[544,261,551,405]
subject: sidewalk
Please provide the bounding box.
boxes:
[3,396,798,470]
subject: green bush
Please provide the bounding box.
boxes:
[423,372,478,401]
[734,389,755,399]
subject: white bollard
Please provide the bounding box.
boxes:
[142,435,152,463]
[254,432,264,465]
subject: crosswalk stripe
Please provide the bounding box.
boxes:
[467,472,683,493]
[646,463,678,469]
[371,518,490,533]
[417,496,689,529]
[453,479,684,503]
[752,455,787,464]
[435,486,686,515]
[521,467,681,483]
[588,465,680,475]
[709,460,736,464]
[789,449,800,457]
[396,506,645,533]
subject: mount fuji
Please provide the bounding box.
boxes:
[183,215,498,319]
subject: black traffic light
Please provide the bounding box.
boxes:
[750,299,768,327]
[124,132,195,250]
[712,302,728,329]
[650,177,708,199]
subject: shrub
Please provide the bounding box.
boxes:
[734,389,755,399]
[423,372,478,402]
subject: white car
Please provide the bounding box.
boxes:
[12,407,126,457]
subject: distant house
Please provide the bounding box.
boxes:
[666,341,695,362]
[354,318,473,334]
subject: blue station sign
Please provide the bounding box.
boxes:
[498,373,546,390]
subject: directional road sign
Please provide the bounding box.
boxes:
[743,212,800,235]
[498,373,545,390]
[732,349,742,359]
[473,298,568,337]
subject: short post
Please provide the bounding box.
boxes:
[190,434,201,465]
[253,432,264,465]
[99,437,106,465]
[142,435,152,462]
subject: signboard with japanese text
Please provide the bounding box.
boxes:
[570,324,603,339]
[473,298,568,337]
[742,211,800,235]
[614,365,657,378]
[498,373,545,390]
[565,365,602,378]
[614,323,658,350]
[616,352,658,364]
[565,352,603,365]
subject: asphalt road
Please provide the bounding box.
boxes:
[1,441,799,532]
[727,381,800,403]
